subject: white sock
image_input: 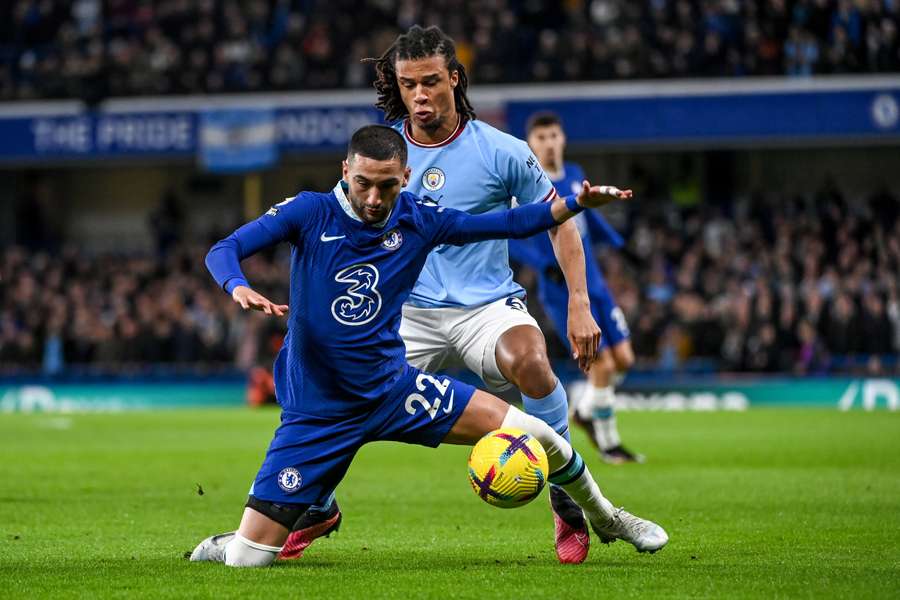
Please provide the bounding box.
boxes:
[224,533,282,568]
[502,406,615,525]
[592,386,621,451]
[576,381,594,421]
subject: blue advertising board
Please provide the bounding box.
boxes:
[0,105,383,165]
[0,111,195,161]
[0,79,898,165]
[506,88,900,145]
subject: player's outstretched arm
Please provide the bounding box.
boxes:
[206,194,308,309]
[428,179,632,247]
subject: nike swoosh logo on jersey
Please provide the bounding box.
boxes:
[320,233,346,242]
[443,390,454,414]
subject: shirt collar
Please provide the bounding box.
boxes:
[333,180,392,229]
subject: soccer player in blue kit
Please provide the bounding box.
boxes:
[284,25,605,565]
[510,112,644,465]
[189,125,667,567]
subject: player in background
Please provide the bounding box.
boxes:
[283,26,604,565]
[509,112,643,465]
[190,125,667,567]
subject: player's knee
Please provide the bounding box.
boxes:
[224,534,280,568]
[508,349,555,395]
[592,351,616,375]
[613,344,635,371]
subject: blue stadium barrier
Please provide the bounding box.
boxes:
[1,77,898,165]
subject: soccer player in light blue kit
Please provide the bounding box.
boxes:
[189,125,667,567]
[284,26,605,564]
[510,112,644,465]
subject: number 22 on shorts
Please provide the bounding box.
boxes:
[405,373,454,420]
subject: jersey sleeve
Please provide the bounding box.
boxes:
[205,193,315,294]
[494,136,557,206]
[421,197,559,247]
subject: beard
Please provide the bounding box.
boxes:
[419,113,444,133]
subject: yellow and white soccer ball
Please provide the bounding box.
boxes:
[467,427,549,508]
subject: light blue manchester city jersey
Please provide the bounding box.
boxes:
[395,119,556,308]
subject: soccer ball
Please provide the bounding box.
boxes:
[467,427,549,508]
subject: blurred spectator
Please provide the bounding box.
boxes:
[14,174,61,251]
[785,26,820,75]
[859,294,894,355]
[823,292,859,354]
[148,189,185,258]
[794,318,829,374]
[1,0,899,102]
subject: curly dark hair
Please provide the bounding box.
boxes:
[363,25,476,124]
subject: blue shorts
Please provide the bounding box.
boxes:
[249,366,475,505]
[539,267,630,352]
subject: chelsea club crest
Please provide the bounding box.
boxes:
[382,229,403,251]
[422,167,445,192]
[277,467,302,493]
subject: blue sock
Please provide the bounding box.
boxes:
[521,379,571,442]
[308,490,336,514]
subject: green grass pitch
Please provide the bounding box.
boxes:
[1,408,898,598]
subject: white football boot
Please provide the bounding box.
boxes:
[591,508,669,553]
[189,532,236,563]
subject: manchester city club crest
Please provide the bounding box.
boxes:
[382,229,403,251]
[422,167,445,191]
[277,467,302,493]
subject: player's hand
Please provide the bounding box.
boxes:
[576,180,633,208]
[232,286,289,317]
[567,302,601,372]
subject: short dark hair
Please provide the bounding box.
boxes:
[347,125,408,165]
[526,111,563,134]
[364,25,476,123]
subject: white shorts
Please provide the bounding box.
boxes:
[400,296,541,392]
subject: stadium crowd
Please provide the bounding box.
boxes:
[1,0,899,101]
[2,184,898,376]
[596,183,900,375]
[0,240,288,374]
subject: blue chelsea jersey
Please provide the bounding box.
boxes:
[205,182,562,416]
[257,185,437,415]
[396,119,557,308]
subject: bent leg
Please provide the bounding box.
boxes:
[610,339,635,375]
[496,325,573,440]
[584,341,644,463]
[196,412,363,567]
[495,325,557,397]
[584,349,621,451]
[578,349,615,420]
[441,389,509,444]
[224,507,290,567]
[491,316,591,561]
